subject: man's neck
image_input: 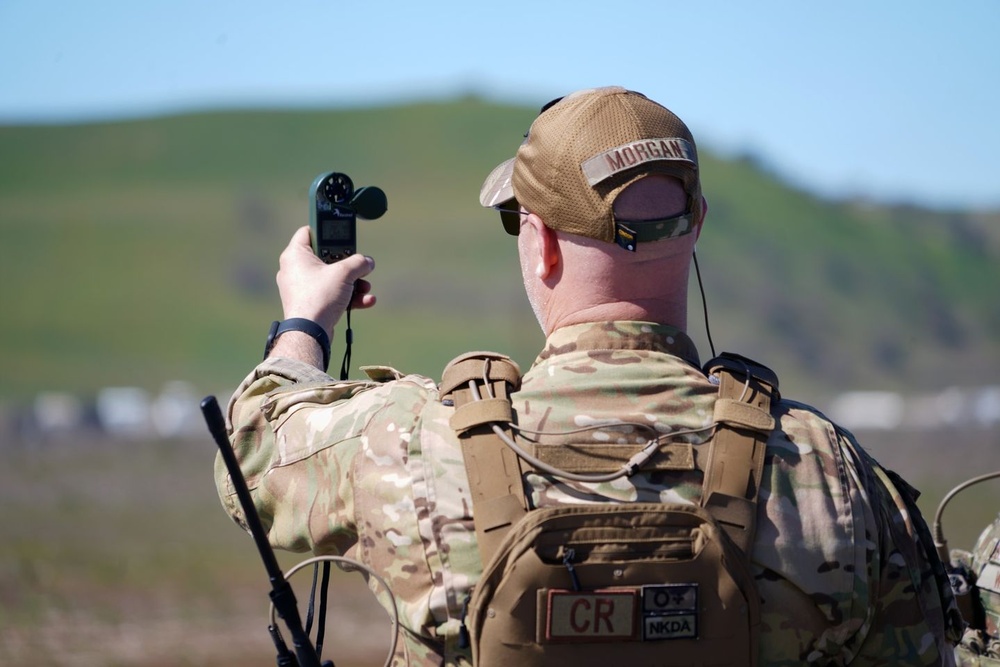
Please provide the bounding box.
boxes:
[544,299,688,336]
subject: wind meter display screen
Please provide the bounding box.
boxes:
[320,218,354,242]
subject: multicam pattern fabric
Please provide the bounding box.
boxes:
[217,321,962,666]
[956,630,1000,666]
[954,515,1000,665]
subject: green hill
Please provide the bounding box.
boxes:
[1,98,997,403]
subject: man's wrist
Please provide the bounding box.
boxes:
[267,332,327,370]
[263,318,331,370]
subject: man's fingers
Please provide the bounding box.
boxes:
[281,226,312,256]
[339,254,375,280]
[279,226,317,267]
[352,292,377,310]
[349,279,376,310]
[291,225,312,246]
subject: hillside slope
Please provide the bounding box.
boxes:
[1,99,997,403]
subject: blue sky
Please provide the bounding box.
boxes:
[1,1,997,209]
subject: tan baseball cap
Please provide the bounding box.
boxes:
[480,86,702,250]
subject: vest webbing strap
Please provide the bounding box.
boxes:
[528,441,697,472]
[442,352,526,568]
[700,354,778,554]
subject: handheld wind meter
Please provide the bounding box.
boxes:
[309,172,387,263]
[310,172,357,263]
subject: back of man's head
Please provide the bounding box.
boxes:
[481,86,702,252]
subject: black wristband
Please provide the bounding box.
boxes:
[263,318,332,371]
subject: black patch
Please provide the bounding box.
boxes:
[755,567,783,582]
[817,560,840,574]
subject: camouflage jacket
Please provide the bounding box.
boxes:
[217,321,962,666]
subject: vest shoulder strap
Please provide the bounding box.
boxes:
[700,352,780,554]
[441,351,525,568]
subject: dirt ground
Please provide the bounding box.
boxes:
[0,578,394,667]
[2,426,997,666]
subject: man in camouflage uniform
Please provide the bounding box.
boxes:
[217,86,963,665]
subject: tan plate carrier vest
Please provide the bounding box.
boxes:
[440,350,779,667]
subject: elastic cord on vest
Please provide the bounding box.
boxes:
[467,380,717,483]
[270,555,399,667]
[933,469,1000,562]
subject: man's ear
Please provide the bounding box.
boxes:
[524,213,560,280]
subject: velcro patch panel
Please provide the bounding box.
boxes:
[541,584,699,643]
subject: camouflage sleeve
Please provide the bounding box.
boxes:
[840,431,964,665]
[215,357,469,665]
[214,356,376,554]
